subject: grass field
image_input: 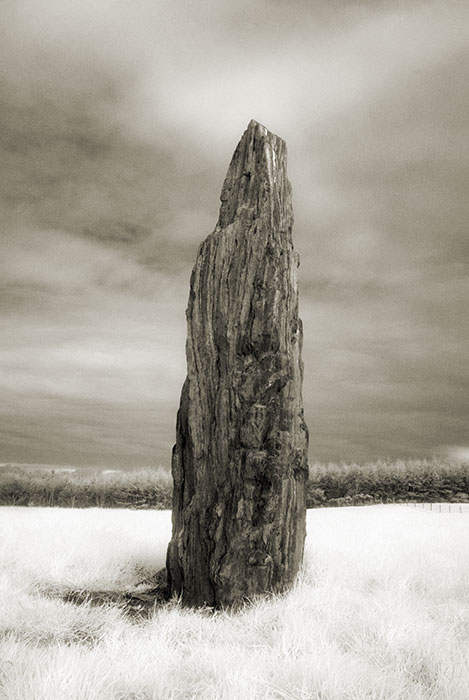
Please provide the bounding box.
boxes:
[1,506,468,699]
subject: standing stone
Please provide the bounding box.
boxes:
[166,119,309,608]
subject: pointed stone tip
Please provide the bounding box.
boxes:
[246,119,269,135]
[244,120,285,148]
[247,118,264,129]
[218,118,291,226]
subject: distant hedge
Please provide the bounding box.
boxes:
[0,459,467,509]
[307,459,469,507]
[0,467,173,509]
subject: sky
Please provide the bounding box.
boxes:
[1,0,468,468]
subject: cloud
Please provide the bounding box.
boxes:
[0,225,188,467]
[444,447,469,464]
[0,278,186,466]
[1,0,468,464]
[0,229,183,300]
[115,2,469,148]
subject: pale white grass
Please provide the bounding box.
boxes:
[0,505,468,699]
[0,507,171,592]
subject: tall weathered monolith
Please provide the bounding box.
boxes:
[166,120,308,608]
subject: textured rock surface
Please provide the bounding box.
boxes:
[166,120,309,608]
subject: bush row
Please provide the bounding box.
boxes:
[0,467,173,509]
[307,459,469,507]
[0,459,467,509]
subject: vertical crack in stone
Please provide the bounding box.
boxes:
[166,120,309,608]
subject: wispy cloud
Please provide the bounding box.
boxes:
[1,229,181,299]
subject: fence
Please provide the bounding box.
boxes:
[403,502,469,514]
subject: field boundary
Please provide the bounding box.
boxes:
[402,502,469,513]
